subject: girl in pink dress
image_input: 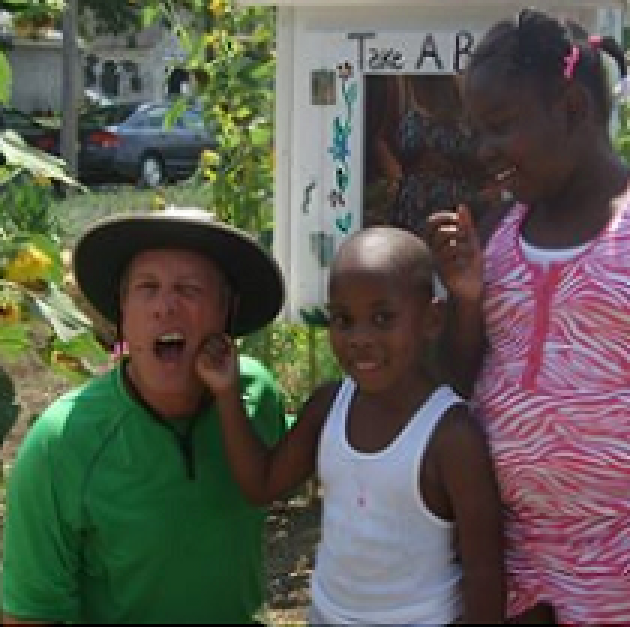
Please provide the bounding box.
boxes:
[426,8,630,625]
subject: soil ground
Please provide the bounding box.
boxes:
[2,353,318,626]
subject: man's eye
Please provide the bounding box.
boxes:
[178,284,203,297]
[135,282,158,292]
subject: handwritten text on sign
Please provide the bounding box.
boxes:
[348,31,476,73]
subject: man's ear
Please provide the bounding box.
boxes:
[225,293,240,337]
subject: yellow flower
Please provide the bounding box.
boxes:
[201,150,220,167]
[151,194,166,211]
[209,0,226,17]
[0,298,20,324]
[4,244,53,283]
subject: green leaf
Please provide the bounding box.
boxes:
[249,60,275,81]
[52,331,109,366]
[299,306,330,328]
[0,322,29,358]
[46,282,92,326]
[164,97,188,130]
[141,4,162,27]
[32,283,91,342]
[249,125,271,147]
[0,52,11,105]
[0,131,86,190]
[234,106,251,120]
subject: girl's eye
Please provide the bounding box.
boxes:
[373,310,394,328]
[329,312,351,330]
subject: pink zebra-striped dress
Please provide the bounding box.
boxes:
[472,201,630,625]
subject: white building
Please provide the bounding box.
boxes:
[2,14,189,115]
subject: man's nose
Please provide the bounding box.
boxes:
[153,288,179,316]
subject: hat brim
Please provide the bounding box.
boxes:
[73,211,285,337]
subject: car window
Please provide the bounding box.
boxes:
[179,110,207,131]
[129,106,168,129]
[2,109,37,131]
[80,104,139,128]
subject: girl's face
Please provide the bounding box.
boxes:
[327,269,441,396]
[464,63,573,205]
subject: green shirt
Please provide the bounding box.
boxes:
[3,355,286,625]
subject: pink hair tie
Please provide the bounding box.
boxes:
[588,34,603,49]
[563,45,580,79]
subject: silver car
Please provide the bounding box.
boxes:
[78,101,217,187]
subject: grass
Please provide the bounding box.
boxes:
[52,178,218,246]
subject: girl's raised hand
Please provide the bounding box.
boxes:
[195,333,239,396]
[425,205,484,303]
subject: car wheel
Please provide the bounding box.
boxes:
[139,154,165,187]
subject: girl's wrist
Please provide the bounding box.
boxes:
[213,381,242,409]
[451,288,484,311]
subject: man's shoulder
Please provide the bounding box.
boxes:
[28,368,125,453]
[9,368,127,496]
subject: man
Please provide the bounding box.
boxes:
[2,207,286,625]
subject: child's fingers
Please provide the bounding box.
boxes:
[199,333,233,365]
[435,241,474,274]
[424,211,460,243]
[456,204,474,231]
[429,225,473,258]
[425,206,475,248]
[428,207,479,255]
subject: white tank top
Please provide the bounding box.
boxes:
[311,379,464,625]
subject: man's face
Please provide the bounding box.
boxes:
[120,248,230,412]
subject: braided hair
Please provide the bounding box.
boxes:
[468,8,627,125]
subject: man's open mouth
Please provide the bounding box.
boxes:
[154,332,186,360]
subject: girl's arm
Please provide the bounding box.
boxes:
[425,205,486,397]
[432,405,505,624]
[195,334,337,505]
[374,136,403,184]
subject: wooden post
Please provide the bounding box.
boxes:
[61,0,79,177]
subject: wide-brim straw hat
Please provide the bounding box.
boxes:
[73,206,285,337]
